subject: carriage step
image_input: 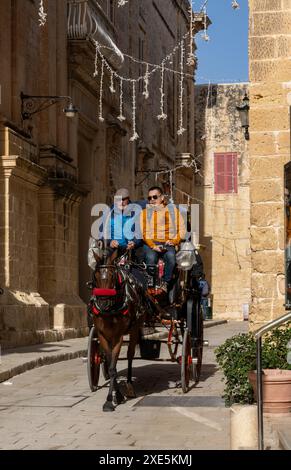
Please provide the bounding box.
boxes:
[142,330,168,341]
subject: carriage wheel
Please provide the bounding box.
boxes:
[181,328,192,393]
[87,326,101,392]
[187,298,203,384]
[167,321,180,361]
[193,304,203,383]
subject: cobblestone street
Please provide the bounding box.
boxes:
[0,322,247,450]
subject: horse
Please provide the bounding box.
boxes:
[89,241,148,412]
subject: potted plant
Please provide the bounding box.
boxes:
[215,322,291,412]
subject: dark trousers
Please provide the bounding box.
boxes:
[143,244,176,283]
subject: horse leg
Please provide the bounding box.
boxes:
[102,338,124,411]
[102,350,115,412]
[112,338,125,406]
[126,324,140,398]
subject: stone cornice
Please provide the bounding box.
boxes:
[0,155,47,188]
[47,177,89,204]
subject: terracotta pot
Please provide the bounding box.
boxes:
[248,369,291,413]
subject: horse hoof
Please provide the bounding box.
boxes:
[126,383,136,399]
[103,402,115,412]
[115,391,125,405]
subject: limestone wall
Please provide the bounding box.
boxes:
[195,84,251,320]
[249,0,291,329]
[0,0,198,346]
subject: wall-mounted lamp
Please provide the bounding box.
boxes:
[236,93,250,141]
[20,92,78,121]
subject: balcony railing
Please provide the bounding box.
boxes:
[67,0,124,69]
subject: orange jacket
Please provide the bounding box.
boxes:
[140,205,186,249]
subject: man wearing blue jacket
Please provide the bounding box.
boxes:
[109,188,142,252]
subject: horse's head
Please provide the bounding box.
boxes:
[93,241,119,290]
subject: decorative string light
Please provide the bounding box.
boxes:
[98,59,105,122]
[109,70,116,93]
[202,6,210,42]
[117,78,126,122]
[177,41,186,136]
[93,45,98,77]
[130,82,139,142]
[143,64,150,100]
[157,61,167,121]
[38,0,47,26]
[187,3,195,66]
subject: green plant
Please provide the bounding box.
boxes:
[215,322,291,406]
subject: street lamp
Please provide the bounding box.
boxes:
[236,93,250,141]
[20,92,78,121]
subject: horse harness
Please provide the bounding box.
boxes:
[88,265,140,320]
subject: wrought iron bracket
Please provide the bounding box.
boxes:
[20,92,74,120]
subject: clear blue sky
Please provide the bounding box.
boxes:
[195,0,249,84]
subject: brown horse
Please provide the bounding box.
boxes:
[90,242,148,412]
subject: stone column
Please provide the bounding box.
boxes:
[38,177,88,336]
[249,0,291,329]
[0,126,49,348]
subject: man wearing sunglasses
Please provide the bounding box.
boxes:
[141,186,186,292]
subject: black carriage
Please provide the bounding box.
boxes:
[86,241,204,395]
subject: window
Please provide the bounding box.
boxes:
[214,153,238,194]
[108,0,115,23]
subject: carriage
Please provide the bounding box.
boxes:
[87,240,204,403]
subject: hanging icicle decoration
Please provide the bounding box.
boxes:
[169,170,174,204]
[38,0,47,26]
[109,70,116,93]
[187,4,195,66]
[202,6,210,42]
[117,78,126,122]
[98,59,105,122]
[130,82,139,141]
[93,42,99,77]
[143,64,150,100]
[118,0,128,6]
[157,61,167,121]
[177,41,186,136]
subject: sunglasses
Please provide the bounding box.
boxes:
[122,197,129,201]
[148,195,161,201]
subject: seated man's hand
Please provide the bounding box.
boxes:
[165,240,174,246]
[110,240,119,249]
[127,241,135,250]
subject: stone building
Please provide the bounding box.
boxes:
[195,83,251,320]
[0,0,203,347]
[248,0,291,328]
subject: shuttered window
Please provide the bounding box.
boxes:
[214,153,238,194]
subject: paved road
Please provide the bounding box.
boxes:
[0,322,247,450]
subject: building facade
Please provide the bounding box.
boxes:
[0,0,201,347]
[195,83,251,320]
[249,0,291,329]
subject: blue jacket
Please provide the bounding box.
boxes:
[110,211,133,248]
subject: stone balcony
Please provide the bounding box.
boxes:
[67,0,124,69]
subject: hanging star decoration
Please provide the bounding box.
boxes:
[38,0,47,26]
